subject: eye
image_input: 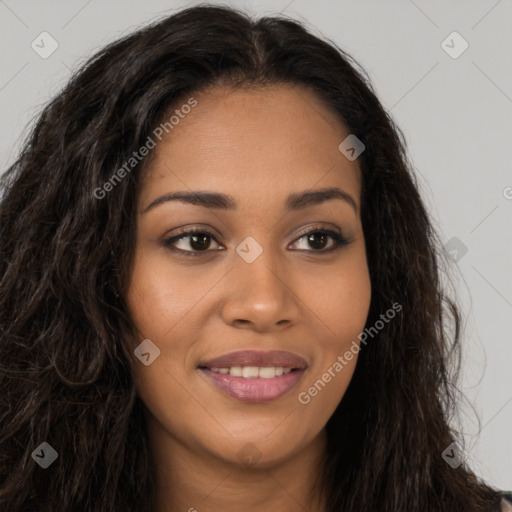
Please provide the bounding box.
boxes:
[162,229,222,256]
[162,225,351,257]
[290,227,351,253]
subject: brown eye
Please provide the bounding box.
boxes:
[163,226,351,258]
[290,228,350,253]
[186,233,212,251]
[163,229,222,255]
[306,232,329,250]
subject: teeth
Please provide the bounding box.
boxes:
[258,366,276,378]
[207,366,295,378]
[242,366,259,378]
[230,366,243,377]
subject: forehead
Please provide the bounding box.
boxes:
[140,84,361,210]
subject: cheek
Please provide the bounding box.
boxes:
[298,250,372,342]
[295,252,371,408]
[125,249,207,342]
[124,253,202,430]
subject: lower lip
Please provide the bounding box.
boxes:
[199,368,305,403]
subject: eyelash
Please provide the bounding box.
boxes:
[162,226,351,257]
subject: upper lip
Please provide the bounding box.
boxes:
[199,350,308,369]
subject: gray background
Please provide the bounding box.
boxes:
[1,0,510,488]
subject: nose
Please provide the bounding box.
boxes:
[220,243,300,332]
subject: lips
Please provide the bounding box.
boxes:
[198,350,308,403]
[199,350,308,370]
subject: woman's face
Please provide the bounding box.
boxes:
[125,84,371,468]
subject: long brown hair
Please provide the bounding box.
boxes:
[0,4,502,511]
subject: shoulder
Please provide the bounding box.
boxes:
[500,491,512,512]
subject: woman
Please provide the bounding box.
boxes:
[0,4,509,511]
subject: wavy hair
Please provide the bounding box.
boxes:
[0,4,502,511]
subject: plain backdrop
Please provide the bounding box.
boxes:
[1,0,510,489]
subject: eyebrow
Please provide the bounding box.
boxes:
[142,186,358,215]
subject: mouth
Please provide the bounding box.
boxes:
[197,350,308,403]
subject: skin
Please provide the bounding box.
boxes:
[125,84,372,512]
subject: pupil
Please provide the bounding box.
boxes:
[308,232,326,249]
[190,234,210,251]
